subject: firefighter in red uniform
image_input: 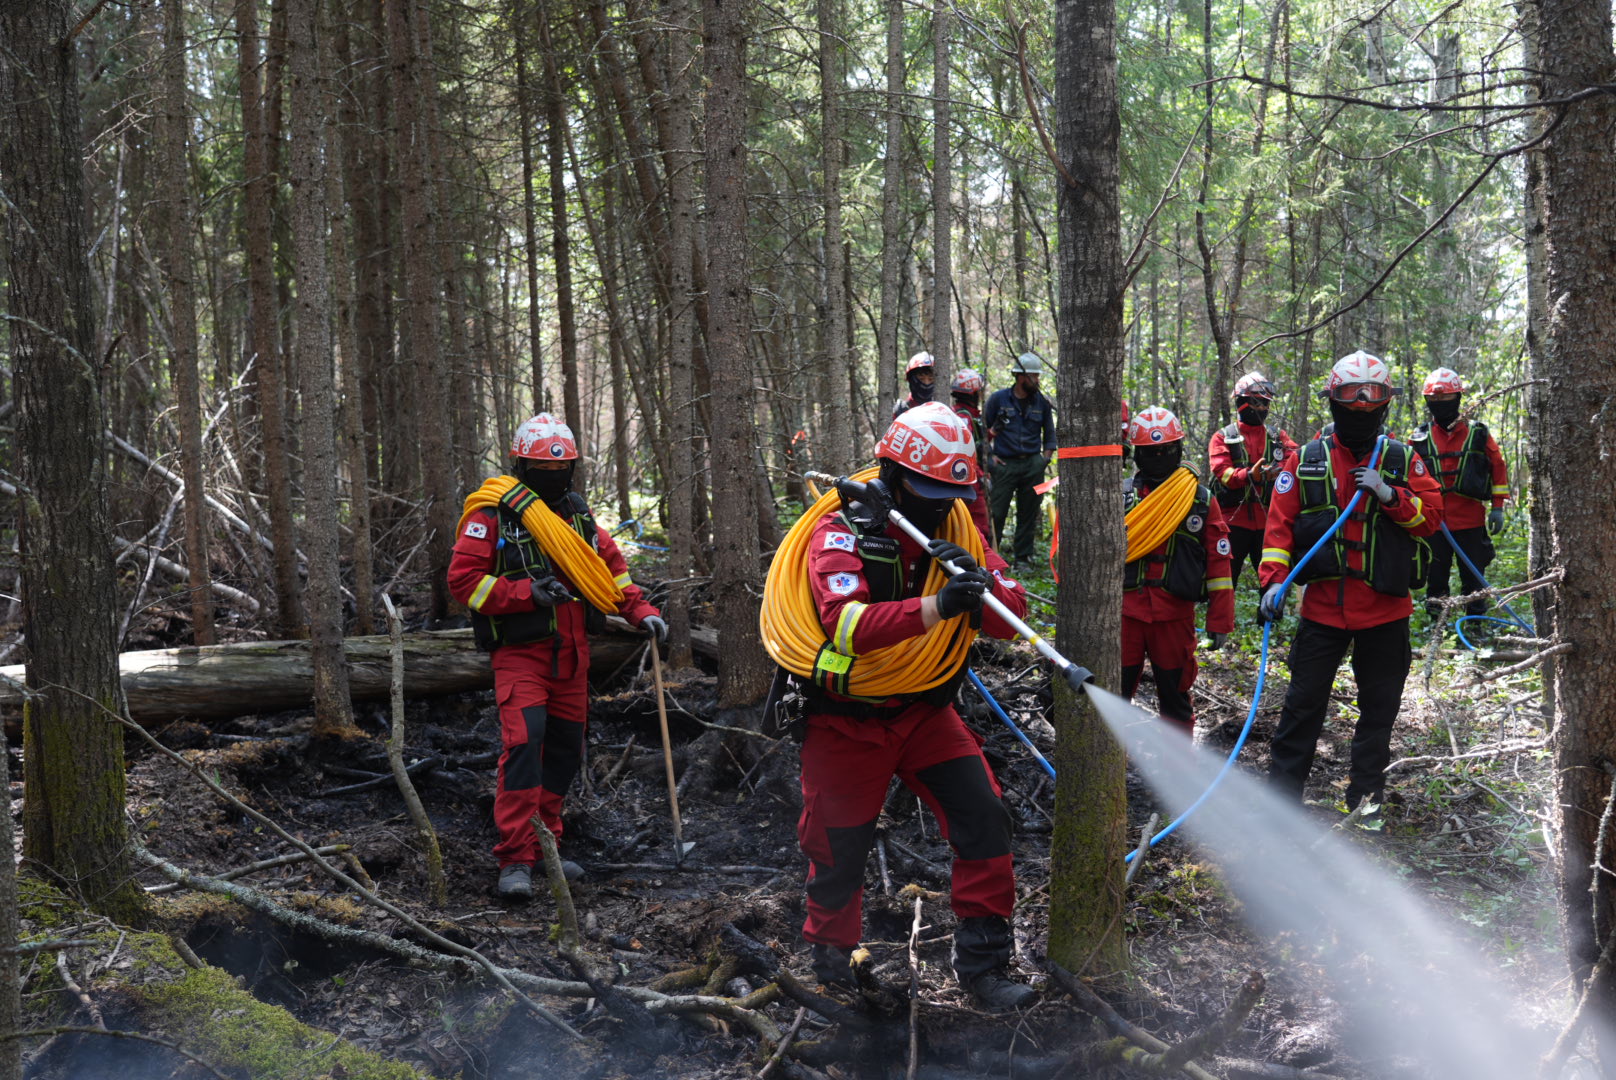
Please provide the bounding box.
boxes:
[891,351,937,418]
[1258,353,1444,810]
[1208,373,1298,597]
[448,414,665,899]
[795,401,1036,1010]
[1410,367,1510,618]
[1123,407,1236,735]
[948,368,993,545]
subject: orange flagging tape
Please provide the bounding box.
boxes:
[1056,444,1123,459]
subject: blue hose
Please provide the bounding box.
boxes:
[967,668,1056,780]
[1438,521,1533,650]
[1125,435,1386,861]
[610,518,671,552]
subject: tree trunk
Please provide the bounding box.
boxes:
[817,0,853,475]
[878,0,906,412]
[1,0,148,925]
[705,0,772,707]
[929,0,952,384]
[515,0,546,411]
[158,0,217,647]
[539,0,582,448]
[664,0,698,668]
[1048,0,1127,976]
[1536,0,1616,1063]
[239,0,307,637]
[288,0,358,736]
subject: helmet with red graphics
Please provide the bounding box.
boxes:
[1323,350,1399,405]
[511,413,579,461]
[876,400,979,496]
[1127,405,1186,447]
[950,368,985,396]
[1422,367,1464,396]
[1233,372,1278,401]
[905,351,935,375]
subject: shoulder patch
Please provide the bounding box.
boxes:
[1217,537,1231,556]
[1412,458,1427,476]
[1274,470,1295,494]
[464,521,489,540]
[1186,514,1204,533]
[823,531,856,552]
[826,572,861,597]
[992,568,1018,590]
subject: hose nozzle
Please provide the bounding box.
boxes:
[1064,664,1096,693]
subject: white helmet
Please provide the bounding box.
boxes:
[1011,352,1045,375]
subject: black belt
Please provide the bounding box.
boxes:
[1001,452,1039,461]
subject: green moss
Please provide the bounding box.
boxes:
[18,873,72,929]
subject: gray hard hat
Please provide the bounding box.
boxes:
[1011,352,1045,375]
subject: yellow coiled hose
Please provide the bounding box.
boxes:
[458,476,625,613]
[1125,466,1199,562]
[761,466,984,697]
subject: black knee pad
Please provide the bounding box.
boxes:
[504,706,548,790]
[807,819,879,912]
[540,715,586,794]
[914,756,1012,861]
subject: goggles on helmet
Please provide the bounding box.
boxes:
[1327,381,1395,405]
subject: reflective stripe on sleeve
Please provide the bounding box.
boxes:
[834,602,867,655]
[613,571,633,588]
[1396,497,1426,529]
[468,574,499,612]
[1220,467,1237,484]
[1262,548,1292,567]
[1206,577,1233,591]
[1492,485,1510,496]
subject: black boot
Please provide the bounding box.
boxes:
[810,943,855,989]
[952,916,1037,1010]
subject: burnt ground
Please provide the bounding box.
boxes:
[19,589,1574,1079]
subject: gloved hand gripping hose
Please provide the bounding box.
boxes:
[1126,435,1387,861]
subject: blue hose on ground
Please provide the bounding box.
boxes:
[610,518,671,552]
[1125,436,1387,861]
[967,668,1057,780]
[1438,521,1533,650]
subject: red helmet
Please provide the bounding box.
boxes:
[511,412,579,461]
[1127,405,1186,447]
[876,401,979,495]
[905,351,935,375]
[1422,367,1464,396]
[1233,372,1278,401]
[950,368,984,395]
[1324,350,1398,405]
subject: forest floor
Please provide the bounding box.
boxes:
[12,562,1577,1080]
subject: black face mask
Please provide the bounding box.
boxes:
[1134,442,1182,481]
[1426,397,1462,427]
[1238,404,1269,427]
[519,463,574,504]
[897,488,951,539]
[907,372,935,404]
[1328,401,1387,454]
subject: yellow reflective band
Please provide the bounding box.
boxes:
[1262,548,1292,567]
[834,602,867,655]
[1492,485,1510,495]
[1220,467,1237,484]
[1398,497,1425,529]
[1207,577,1233,591]
[469,574,499,612]
[613,571,633,588]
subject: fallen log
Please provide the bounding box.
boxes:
[0,623,718,722]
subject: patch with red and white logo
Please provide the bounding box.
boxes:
[992,568,1018,590]
[464,521,488,540]
[826,572,861,596]
[1412,459,1426,476]
[823,532,856,552]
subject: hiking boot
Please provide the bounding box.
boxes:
[810,943,856,989]
[497,863,534,900]
[970,971,1038,1011]
[555,858,585,882]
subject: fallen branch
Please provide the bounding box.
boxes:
[773,969,873,1030]
[110,536,262,614]
[1113,971,1265,1073]
[1459,642,1572,686]
[1218,1060,1345,1080]
[1048,962,1221,1080]
[759,1007,808,1080]
[1125,813,1160,887]
[384,595,446,907]
[1385,738,1550,775]
[144,844,349,894]
[905,895,923,1080]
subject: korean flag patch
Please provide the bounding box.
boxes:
[1187,514,1204,533]
[1275,470,1295,494]
[1217,537,1231,556]
[824,531,857,553]
[827,572,860,596]
[464,521,488,540]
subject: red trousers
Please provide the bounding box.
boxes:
[1120,614,1198,733]
[797,704,1015,948]
[490,641,590,868]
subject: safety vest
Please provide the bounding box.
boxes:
[470,491,604,650]
[1212,422,1287,510]
[1292,437,1430,598]
[1123,480,1212,602]
[1410,421,1492,502]
[804,514,966,711]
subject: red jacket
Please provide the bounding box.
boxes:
[952,400,993,543]
[1207,422,1299,531]
[1260,439,1444,629]
[448,503,660,644]
[1122,478,1235,634]
[1414,419,1508,531]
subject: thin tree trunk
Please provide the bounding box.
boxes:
[878,0,906,411]
[664,0,697,668]
[705,0,771,706]
[159,0,217,646]
[1048,0,1127,976]
[817,0,852,474]
[2,0,148,925]
[539,0,582,447]
[240,0,306,636]
[515,0,546,410]
[929,0,952,384]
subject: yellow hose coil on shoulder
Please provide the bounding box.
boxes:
[1124,466,1199,563]
[760,466,984,698]
[458,476,625,613]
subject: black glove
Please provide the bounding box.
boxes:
[926,538,979,574]
[1208,632,1229,650]
[936,570,990,619]
[530,576,573,607]
[1258,583,1288,624]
